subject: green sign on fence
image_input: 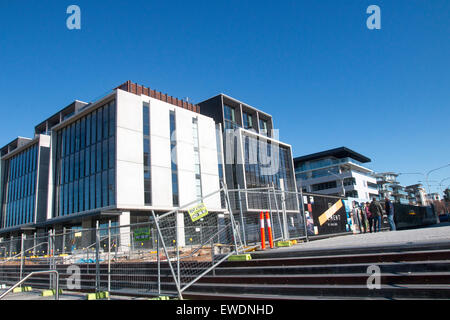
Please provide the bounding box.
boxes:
[188,203,209,222]
[133,228,151,242]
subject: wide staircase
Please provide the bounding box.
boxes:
[181,241,450,300]
[2,241,450,300]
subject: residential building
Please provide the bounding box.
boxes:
[374,172,409,204]
[0,81,222,239]
[294,147,379,202]
[405,183,428,206]
[427,193,442,202]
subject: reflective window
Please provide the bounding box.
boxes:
[259,119,268,136]
[243,134,297,210]
[224,105,238,130]
[143,103,151,205]
[170,110,179,206]
[243,112,253,129]
[52,100,116,218]
[1,144,38,227]
[192,118,202,200]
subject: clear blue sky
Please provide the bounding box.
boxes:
[0,0,449,193]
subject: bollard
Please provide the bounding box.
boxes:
[260,212,265,250]
[265,212,274,249]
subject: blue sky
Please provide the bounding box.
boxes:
[0,0,449,193]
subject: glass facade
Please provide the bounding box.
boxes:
[296,157,367,173]
[143,103,152,205]
[53,100,116,217]
[170,111,179,206]
[242,134,296,210]
[311,181,338,192]
[1,144,38,228]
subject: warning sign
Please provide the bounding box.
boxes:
[188,203,209,222]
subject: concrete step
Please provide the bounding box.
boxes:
[213,260,450,276]
[249,241,450,260]
[196,272,450,286]
[183,282,450,299]
[222,249,450,268]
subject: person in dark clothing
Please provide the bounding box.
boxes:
[359,202,367,233]
[369,198,383,232]
[365,202,374,232]
[385,197,396,231]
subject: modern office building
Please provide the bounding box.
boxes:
[0,81,222,239]
[294,147,379,202]
[198,94,298,212]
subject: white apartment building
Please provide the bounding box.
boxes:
[294,147,379,202]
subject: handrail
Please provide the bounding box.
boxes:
[0,270,59,300]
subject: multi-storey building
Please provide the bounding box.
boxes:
[294,147,379,202]
[374,172,409,204]
[405,183,428,206]
[0,81,221,239]
[198,94,298,212]
[427,193,442,202]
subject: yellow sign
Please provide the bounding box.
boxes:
[188,203,209,222]
[318,200,343,226]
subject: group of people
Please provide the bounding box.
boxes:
[352,197,396,233]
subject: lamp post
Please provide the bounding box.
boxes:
[438,177,450,195]
[426,164,450,195]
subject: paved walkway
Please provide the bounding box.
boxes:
[286,223,450,252]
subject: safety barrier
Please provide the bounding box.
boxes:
[0,186,415,299]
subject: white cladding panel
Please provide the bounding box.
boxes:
[115,89,221,211]
[116,90,144,207]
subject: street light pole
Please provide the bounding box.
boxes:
[438,177,450,195]
[426,164,450,195]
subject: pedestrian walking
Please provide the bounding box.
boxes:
[369,197,383,232]
[385,196,396,231]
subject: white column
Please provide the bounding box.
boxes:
[119,211,131,253]
[176,212,186,247]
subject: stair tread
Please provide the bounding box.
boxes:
[232,250,450,264]
[182,292,392,300]
[188,282,450,289]
[217,260,450,270]
[201,272,450,278]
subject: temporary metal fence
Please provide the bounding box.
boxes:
[227,187,308,246]
[0,232,58,293]
[152,185,244,298]
[0,186,410,299]
[0,185,244,299]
